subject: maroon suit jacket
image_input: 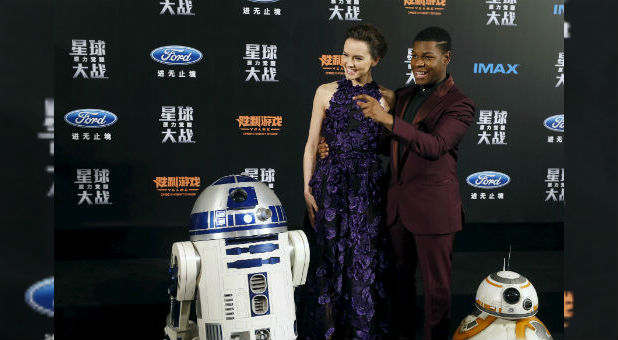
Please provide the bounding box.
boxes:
[386,75,475,234]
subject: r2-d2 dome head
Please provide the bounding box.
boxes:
[475,270,539,320]
[189,174,288,241]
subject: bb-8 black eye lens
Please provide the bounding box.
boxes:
[503,287,520,304]
[523,298,533,310]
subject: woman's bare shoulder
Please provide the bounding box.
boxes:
[314,81,339,106]
[316,81,339,95]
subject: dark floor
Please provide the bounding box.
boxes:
[55,222,564,339]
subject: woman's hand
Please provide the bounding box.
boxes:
[304,188,318,230]
[317,136,330,159]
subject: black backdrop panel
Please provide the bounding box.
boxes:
[0,0,54,339]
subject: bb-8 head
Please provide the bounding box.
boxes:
[475,270,538,320]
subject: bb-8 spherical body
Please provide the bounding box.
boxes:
[453,270,552,340]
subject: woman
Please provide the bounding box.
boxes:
[300,24,394,340]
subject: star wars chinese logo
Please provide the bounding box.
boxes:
[403,0,446,16]
[555,52,564,87]
[244,44,278,82]
[563,290,573,328]
[476,109,508,145]
[70,39,108,79]
[328,0,361,21]
[403,48,415,85]
[486,0,517,26]
[236,115,283,136]
[319,54,344,76]
[544,168,564,202]
[75,169,112,205]
[153,176,201,197]
[159,0,195,15]
[160,106,196,143]
[241,168,276,188]
[37,99,54,198]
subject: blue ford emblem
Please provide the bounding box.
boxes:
[150,45,203,65]
[64,109,118,128]
[25,277,54,317]
[466,171,511,189]
[543,114,564,132]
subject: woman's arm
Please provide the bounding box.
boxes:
[302,83,334,227]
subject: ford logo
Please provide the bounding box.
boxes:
[64,109,118,128]
[466,171,511,189]
[248,0,280,2]
[543,114,564,132]
[25,277,54,317]
[150,45,203,65]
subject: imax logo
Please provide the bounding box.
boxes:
[473,63,519,75]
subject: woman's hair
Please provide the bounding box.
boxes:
[345,24,388,60]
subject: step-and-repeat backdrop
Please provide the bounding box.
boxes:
[1,0,573,339]
[55,0,564,231]
[52,0,565,339]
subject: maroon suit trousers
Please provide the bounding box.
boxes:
[389,219,455,340]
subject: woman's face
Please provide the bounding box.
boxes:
[342,38,379,81]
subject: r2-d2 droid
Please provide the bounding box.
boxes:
[164,175,310,340]
[453,268,552,340]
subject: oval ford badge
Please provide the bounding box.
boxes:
[543,114,564,132]
[150,45,203,65]
[466,171,511,189]
[64,109,118,128]
[25,277,54,317]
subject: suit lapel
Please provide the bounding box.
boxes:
[392,86,418,178]
[412,75,455,126]
[398,75,456,171]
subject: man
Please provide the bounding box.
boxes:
[350,26,475,339]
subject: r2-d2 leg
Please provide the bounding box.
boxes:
[164,242,201,340]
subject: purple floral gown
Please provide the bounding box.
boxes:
[298,78,391,340]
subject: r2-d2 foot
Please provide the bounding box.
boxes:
[164,174,310,340]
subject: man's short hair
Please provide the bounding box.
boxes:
[413,27,451,53]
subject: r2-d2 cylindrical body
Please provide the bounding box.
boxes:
[164,175,310,340]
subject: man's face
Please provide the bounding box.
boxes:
[411,40,451,86]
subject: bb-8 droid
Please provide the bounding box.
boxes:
[453,269,552,340]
